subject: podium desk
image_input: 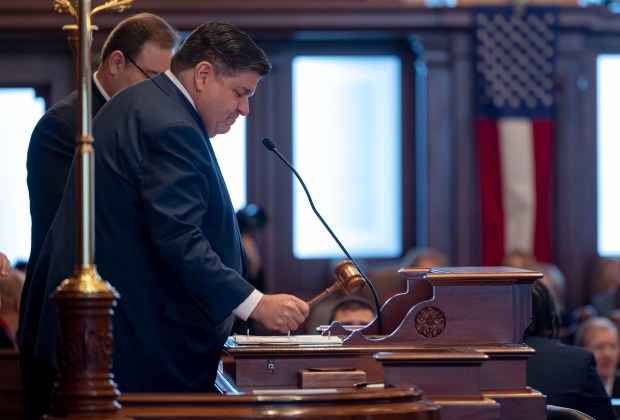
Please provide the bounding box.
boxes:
[119,387,440,419]
[220,267,547,420]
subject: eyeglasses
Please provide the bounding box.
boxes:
[122,52,151,80]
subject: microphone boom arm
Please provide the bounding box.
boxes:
[262,137,383,335]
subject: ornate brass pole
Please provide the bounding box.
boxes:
[47,1,132,418]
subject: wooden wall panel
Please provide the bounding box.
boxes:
[2,1,620,313]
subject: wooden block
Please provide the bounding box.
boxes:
[298,368,366,388]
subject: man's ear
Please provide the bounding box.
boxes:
[194,61,213,92]
[106,50,125,76]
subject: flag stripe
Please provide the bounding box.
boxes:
[499,118,536,257]
[532,120,554,263]
[477,119,505,266]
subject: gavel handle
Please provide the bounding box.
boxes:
[306,283,341,308]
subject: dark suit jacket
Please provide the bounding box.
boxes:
[21,79,106,341]
[25,79,106,277]
[525,335,618,420]
[611,371,620,399]
[20,73,252,392]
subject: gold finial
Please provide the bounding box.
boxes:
[53,0,76,18]
[91,0,133,16]
[53,0,133,22]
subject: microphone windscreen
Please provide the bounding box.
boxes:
[262,137,277,151]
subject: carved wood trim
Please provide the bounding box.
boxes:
[1,2,620,34]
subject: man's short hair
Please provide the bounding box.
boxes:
[171,21,271,78]
[329,297,376,323]
[101,13,180,62]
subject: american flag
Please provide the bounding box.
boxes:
[474,6,558,266]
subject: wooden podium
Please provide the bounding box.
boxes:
[220,267,547,420]
[119,388,440,419]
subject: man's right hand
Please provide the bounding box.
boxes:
[249,294,310,333]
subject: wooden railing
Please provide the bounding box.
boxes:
[0,349,23,420]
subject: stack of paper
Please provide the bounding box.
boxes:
[232,334,343,346]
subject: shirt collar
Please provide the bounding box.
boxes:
[605,376,614,397]
[93,70,111,101]
[165,69,197,111]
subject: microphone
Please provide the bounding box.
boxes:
[261,137,383,335]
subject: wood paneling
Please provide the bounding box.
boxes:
[2,1,620,316]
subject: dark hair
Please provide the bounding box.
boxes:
[329,297,376,323]
[171,21,271,78]
[236,204,267,233]
[12,259,28,273]
[524,279,560,339]
[101,13,180,62]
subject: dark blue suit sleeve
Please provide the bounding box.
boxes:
[140,123,254,325]
[26,113,75,265]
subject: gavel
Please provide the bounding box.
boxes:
[306,260,367,307]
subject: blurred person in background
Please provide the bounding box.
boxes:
[232,204,268,334]
[524,279,616,419]
[0,252,10,277]
[329,296,376,327]
[589,257,620,318]
[0,269,25,348]
[574,317,620,398]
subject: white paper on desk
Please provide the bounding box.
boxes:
[232,334,343,346]
[252,389,340,395]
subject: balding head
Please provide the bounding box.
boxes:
[100,13,180,64]
[97,13,180,97]
[575,317,620,385]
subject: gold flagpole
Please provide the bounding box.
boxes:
[48,1,132,418]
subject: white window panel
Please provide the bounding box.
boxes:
[292,56,402,259]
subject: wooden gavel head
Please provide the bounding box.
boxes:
[306,260,367,307]
[333,260,366,295]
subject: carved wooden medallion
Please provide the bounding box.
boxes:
[414,306,446,338]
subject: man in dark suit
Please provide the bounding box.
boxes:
[20,13,178,419]
[524,279,617,419]
[20,20,309,414]
[25,13,178,292]
[574,316,620,398]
